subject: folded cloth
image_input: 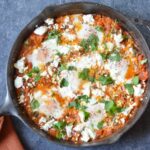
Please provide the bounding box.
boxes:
[0,116,24,150]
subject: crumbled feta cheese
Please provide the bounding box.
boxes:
[65,124,73,137]
[40,71,47,77]
[106,42,114,51]
[41,119,55,131]
[81,128,90,142]
[62,32,76,41]
[81,82,91,97]
[85,127,96,139]
[23,74,29,80]
[14,57,25,73]
[53,24,59,30]
[81,127,96,142]
[39,117,47,124]
[122,103,136,116]
[79,111,85,122]
[133,84,144,97]
[45,18,54,25]
[114,33,123,47]
[83,14,94,25]
[19,94,24,103]
[91,88,104,98]
[74,123,85,132]
[14,76,23,88]
[34,26,48,35]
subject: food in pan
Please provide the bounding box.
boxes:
[14,14,148,143]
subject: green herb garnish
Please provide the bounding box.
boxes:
[31,99,40,110]
[108,52,121,62]
[79,68,95,82]
[99,75,114,85]
[124,84,134,95]
[34,74,41,82]
[47,30,61,43]
[97,121,104,129]
[95,26,104,32]
[27,67,40,77]
[53,121,66,139]
[68,66,77,71]
[80,34,99,51]
[104,100,122,115]
[132,76,139,85]
[83,111,90,121]
[100,53,108,60]
[60,78,69,88]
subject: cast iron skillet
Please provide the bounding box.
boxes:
[0,2,150,147]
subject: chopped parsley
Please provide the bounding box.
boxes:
[60,78,69,88]
[104,100,123,115]
[100,53,108,60]
[108,52,121,62]
[34,74,41,82]
[31,99,40,110]
[80,34,99,51]
[53,121,66,139]
[47,29,61,43]
[124,84,134,95]
[67,66,77,71]
[83,111,90,121]
[77,95,90,103]
[95,26,104,32]
[27,66,40,77]
[132,76,139,85]
[79,68,95,82]
[68,95,89,110]
[99,75,114,85]
[97,121,104,129]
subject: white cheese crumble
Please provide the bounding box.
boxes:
[34,26,48,35]
[133,84,144,97]
[14,76,23,88]
[45,18,54,25]
[106,42,114,51]
[14,57,25,73]
[81,82,91,97]
[65,124,73,137]
[83,14,94,25]
[91,88,104,98]
[114,33,123,47]
[81,127,96,142]
[122,103,136,116]
[41,119,55,131]
[62,32,76,41]
[39,117,47,124]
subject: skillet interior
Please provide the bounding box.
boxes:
[7,2,150,147]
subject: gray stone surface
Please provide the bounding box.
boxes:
[0,0,150,150]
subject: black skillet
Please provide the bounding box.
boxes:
[0,2,150,147]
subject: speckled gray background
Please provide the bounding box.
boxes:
[0,0,150,150]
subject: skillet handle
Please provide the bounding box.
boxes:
[0,91,18,117]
